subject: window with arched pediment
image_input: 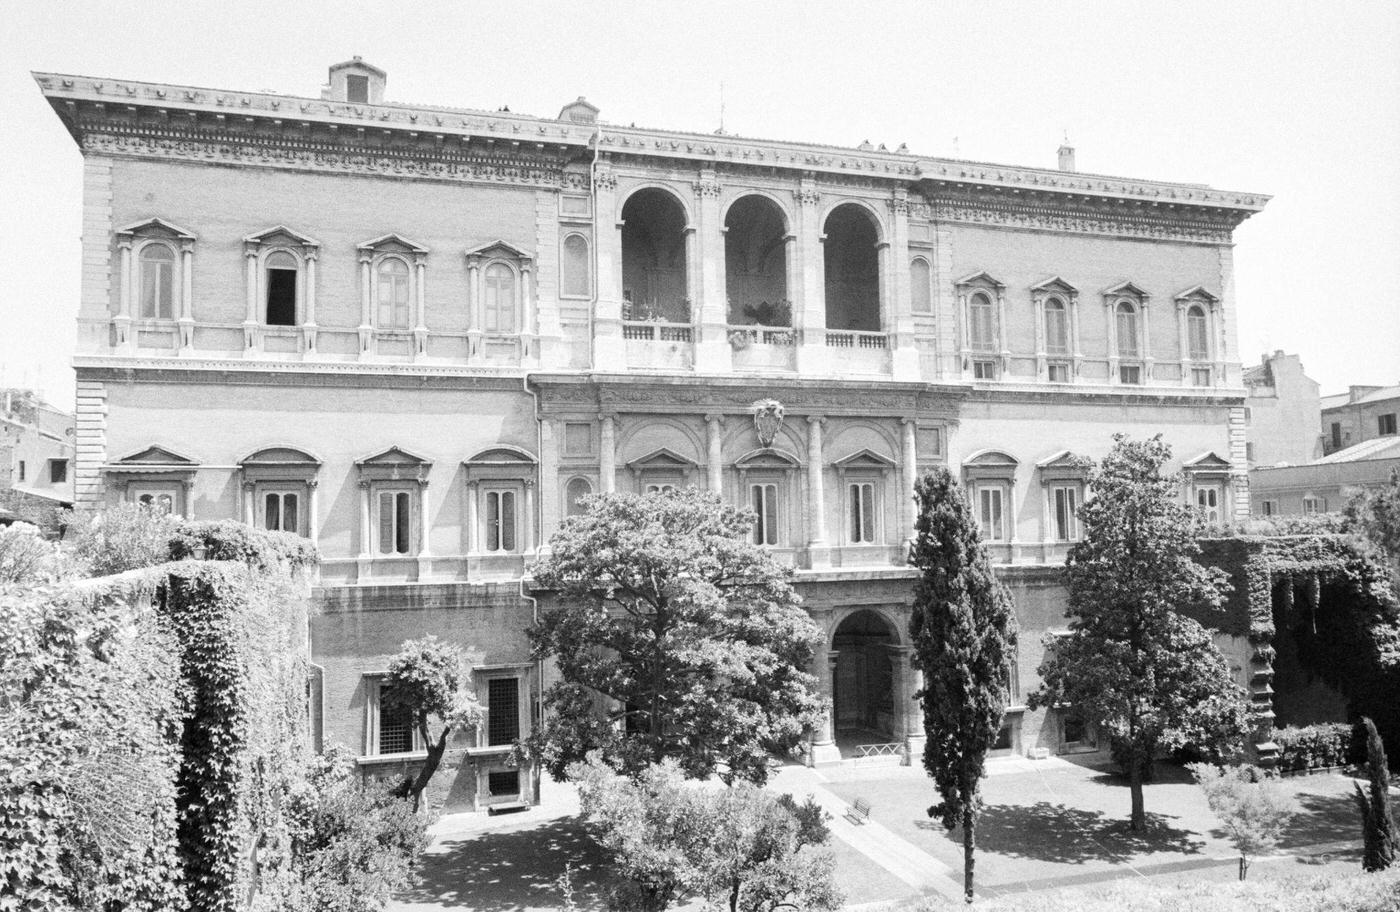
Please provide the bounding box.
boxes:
[1115,301,1140,358]
[377,258,411,329]
[1045,298,1069,354]
[1187,305,1209,361]
[116,219,196,342]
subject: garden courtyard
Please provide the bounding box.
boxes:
[389,756,1369,911]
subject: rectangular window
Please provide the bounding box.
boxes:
[644,482,677,495]
[972,359,996,380]
[1380,414,1397,436]
[141,254,174,319]
[1261,500,1278,517]
[1061,709,1097,750]
[1330,422,1342,450]
[849,482,877,543]
[1197,485,1222,524]
[264,491,300,534]
[1302,496,1325,514]
[978,486,1006,541]
[1044,307,1068,354]
[345,74,369,104]
[48,459,67,484]
[266,268,297,326]
[1246,442,1255,463]
[751,482,779,546]
[377,683,414,755]
[17,461,24,482]
[377,266,411,329]
[485,489,518,553]
[1047,362,1070,384]
[1051,485,1078,542]
[1119,364,1142,385]
[377,490,411,554]
[486,677,521,746]
[1192,367,1212,386]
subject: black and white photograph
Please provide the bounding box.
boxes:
[1,3,1398,910]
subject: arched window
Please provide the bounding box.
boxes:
[1187,305,1209,361]
[970,293,996,351]
[565,477,592,516]
[484,264,516,333]
[265,251,298,326]
[377,258,411,329]
[1115,301,1139,358]
[561,235,591,298]
[139,244,175,319]
[910,257,932,313]
[1044,297,1068,354]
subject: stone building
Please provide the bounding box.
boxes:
[1,392,75,514]
[1322,383,1400,455]
[1242,351,1322,470]
[36,58,1269,809]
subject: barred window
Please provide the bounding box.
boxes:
[487,677,520,746]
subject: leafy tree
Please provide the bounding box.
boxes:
[1353,716,1397,872]
[382,637,482,812]
[527,489,823,785]
[1029,435,1250,831]
[907,467,1017,902]
[572,756,841,912]
[0,521,73,585]
[1347,468,1400,591]
[1189,763,1298,880]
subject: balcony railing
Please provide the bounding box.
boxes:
[727,325,798,347]
[826,330,888,350]
[623,321,693,343]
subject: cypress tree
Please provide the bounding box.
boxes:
[1354,716,1398,872]
[908,466,1018,903]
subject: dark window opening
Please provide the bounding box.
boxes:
[346,74,369,104]
[487,677,520,745]
[49,460,67,484]
[823,204,880,331]
[621,188,689,323]
[378,684,414,754]
[488,769,520,797]
[1380,413,1397,436]
[1330,422,1342,450]
[725,195,789,325]
[266,268,297,326]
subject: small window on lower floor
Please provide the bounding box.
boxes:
[377,683,415,755]
[1119,364,1142,385]
[1060,708,1097,751]
[1192,367,1212,387]
[751,482,779,545]
[17,461,25,482]
[136,489,178,515]
[1261,500,1278,517]
[487,768,520,797]
[49,459,67,484]
[1047,362,1070,384]
[1302,495,1326,514]
[973,359,997,380]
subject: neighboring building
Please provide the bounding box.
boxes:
[1321,383,1400,455]
[1242,351,1322,468]
[1251,436,1400,517]
[0,390,75,512]
[36,59,1271,807]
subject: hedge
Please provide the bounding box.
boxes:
[1273,723,1358,773]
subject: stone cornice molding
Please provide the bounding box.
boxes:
[72,356,530,390]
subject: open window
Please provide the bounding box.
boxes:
[955,272,1006,380]
[823,203,882,332]
[734,448,800,547]
[354,447,432,559]
[464,446,538,557]
[621,188,691,324]
[725,195,790,326]
[834,449,896,546]
[243,226,319,341]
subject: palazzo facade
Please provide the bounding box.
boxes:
[37,58,1269,810]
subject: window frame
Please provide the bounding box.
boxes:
[131,484,181,516]
[364,674,424,759]
[560,233,592,300]
[910,255,933,314]
[846,477,882,545]
[1043,296,1070,355]
[1380,413,1397,436]
[1186,304,1211,362]
[375,486,417,556]
[749,479,782,546]
[482,261,520,335]
[374,255,413,331]
[116,219,196,339]
[1195,482,1224,525]
[1114,300,1141,359]
[137,240,177,321]
[1049,483,1080,542]
[48,459,68,485]
[975,483,1009,542]
[969,292,997,353]
[464,446,539,558]
[260,487,304,536]
[480,483,523,554]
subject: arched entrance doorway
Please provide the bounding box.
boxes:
[832,609,898,748]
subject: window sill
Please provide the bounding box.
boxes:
[466,744,516,758]
[357,751,428,766]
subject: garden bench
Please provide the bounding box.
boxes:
[845,797,872,825]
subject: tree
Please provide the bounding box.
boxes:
[1353,716,1397,872]
[0,521,72,585]
[907,467,1017,903]
[527,488,823,784]
[382,636,482,811]
[65,502,178,576]
[1188,763,1297,880]
[1347,468,1400,592]
[1028,435,1250,831]
[572,756,841,912]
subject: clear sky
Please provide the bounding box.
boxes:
[3,0,1397,407]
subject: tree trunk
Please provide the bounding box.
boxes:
[963,806,975,903]
[1128,751,1146,832]
[1238,855,1248,881]
[407,727,449,813]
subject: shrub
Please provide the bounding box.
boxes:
[1189,763,1298,880]
[168,520,318,573]
[0,521,73,585]
[66,503,179,576]
[1272,723,1355,772]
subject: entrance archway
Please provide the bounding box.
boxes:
[832,609,898,745]
[725,195,789,325]
[621,188,690,323]
[823,204,881,331]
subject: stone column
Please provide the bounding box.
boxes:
[794,182,830,375]
[902,418,918,544]
[302,250,318,354]
[888,192,918,380]
[416,478,432,571]
[464,480,479,554]
[1141,299,1154,381]
[243,247,259,352]
[178,240,195,352]
[1105,299,1119,382]
[593,166,625,368]
[357,480,372,560]
[806,416,829,567]
[413,255,428,358]
[466,257,482,363]
[357,252,373,355]
[1070,292,1083,380]
[599,414,617,494]
[693,170,729,372]
[1176,301,1191,386]
[808,646,842,766]
[900,648,926,763]
[307,480,320,545]
[242,482,256,527]
[705,414,724,492]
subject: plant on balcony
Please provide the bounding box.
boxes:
[739,299,792,328]
[728,329,753,350]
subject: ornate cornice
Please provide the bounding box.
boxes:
[73,356,530,391]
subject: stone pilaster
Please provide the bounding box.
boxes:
[593,165,625,368]
[693,170,729,373]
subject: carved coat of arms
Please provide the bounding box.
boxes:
[751,399,785,448]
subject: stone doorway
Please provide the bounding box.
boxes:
[832,609,898,750]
